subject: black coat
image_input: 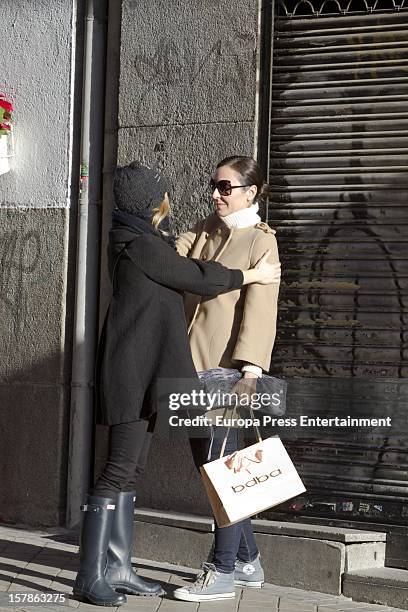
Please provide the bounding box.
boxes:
[96,222,243,426]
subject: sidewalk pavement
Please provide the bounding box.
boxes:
[0,525,405,612]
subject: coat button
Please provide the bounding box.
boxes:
[217,228,222,235]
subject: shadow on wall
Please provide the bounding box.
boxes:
[0,350,71,528]
[0,207,76,528]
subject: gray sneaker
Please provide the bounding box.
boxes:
[234,554,264,588]
[173,562,235,602]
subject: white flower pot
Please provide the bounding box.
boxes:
[0,134,10,175]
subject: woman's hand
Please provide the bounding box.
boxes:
[242,250,281,285]
[254,250,281,285]
[230,372,258,400]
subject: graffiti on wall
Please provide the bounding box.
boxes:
[0,230,41,335]
[131,32,256,122]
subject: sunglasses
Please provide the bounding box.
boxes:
[209,179,252,197]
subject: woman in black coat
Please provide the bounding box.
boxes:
[72,161,280,607]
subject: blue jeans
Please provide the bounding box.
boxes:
[191,427,259,574]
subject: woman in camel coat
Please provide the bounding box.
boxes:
[173,155,280,604]
[177,213,279,373]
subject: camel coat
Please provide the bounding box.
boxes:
[176,213,280,372]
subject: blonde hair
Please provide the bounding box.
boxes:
[151,192,170,231]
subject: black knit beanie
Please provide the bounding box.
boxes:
[113,161,169,217]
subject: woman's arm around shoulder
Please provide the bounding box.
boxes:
[126,233,243,297]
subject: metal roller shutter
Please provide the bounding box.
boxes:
[263,6,408,531]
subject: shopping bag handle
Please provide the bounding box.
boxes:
[219,406,262,458]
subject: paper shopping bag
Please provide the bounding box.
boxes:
[200,436,306,527]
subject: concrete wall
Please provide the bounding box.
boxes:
[0,1,79,526]
[118,0,260,233]
[111,0,261,514]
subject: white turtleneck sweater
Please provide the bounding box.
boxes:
[221,202,261,229]
[220,203,263,378]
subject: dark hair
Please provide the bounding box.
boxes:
[216,156,270,202]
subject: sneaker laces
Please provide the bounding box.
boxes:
[194,562,218,588]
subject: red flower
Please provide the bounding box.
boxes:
[0,123,10,131]
[0,98,13,112]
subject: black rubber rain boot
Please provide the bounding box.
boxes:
[105,491,165,596]
[72,496,127,606]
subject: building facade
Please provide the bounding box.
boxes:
[1,0,407,566]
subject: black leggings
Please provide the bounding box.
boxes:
[92,419,154,498]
